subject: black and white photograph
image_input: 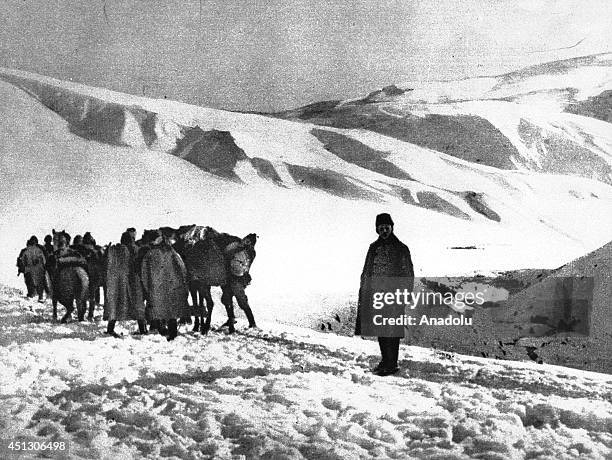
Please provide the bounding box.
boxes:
[0,1,611,458]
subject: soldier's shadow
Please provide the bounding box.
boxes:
[0,312,106,346]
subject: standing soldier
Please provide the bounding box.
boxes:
[17,236,47,302]
[355,213,414,376]
[43,235,54,259]
[141,233,190,341]
[42,235,55,298]
[104,232,147,338]
[81,232,103,320]
[17,240,31,297]
[221,233,258,332]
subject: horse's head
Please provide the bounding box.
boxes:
[52,229,71,250]
[242,233,258,248]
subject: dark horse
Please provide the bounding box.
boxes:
[169,225,257,334]
[80,233,106,319]
[70,232,107,320]
[49,230,90,322]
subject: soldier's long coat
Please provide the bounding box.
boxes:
[20,245,46,293]
[141,243,190,320]
[355,233,414,338]
[104,244,145,321]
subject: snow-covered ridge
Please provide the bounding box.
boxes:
[396,52,612,104]
[1,61,611,217]
[277,53,612,185]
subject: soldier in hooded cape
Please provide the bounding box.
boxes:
[104,232,147,337]
[18,236,47,301]
[141,239,190,340]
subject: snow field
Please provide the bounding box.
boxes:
[1,286,611,459]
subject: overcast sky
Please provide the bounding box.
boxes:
[0,0,610,112]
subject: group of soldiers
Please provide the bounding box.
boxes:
[16,226,258,341]
[16,231,103,305]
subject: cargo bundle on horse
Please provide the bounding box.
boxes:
[174,225,258,334]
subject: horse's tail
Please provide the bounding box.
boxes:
[76,267,89,301]
[45,270,53,299]
[74,267,89,320]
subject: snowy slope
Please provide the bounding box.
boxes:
[1,57,612,330]
[277,53,612,184]
[1,287,611,459]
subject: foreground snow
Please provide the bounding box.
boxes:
[1,286,611,459]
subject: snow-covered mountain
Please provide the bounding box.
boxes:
[276,53,612,183]
[0,54,611,330]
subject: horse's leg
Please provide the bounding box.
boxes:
[201,286,213,335]
[198,284,210,332]
[78,271,89,322]
[137,319,148,335]
[61,301,74,323]
[221,285,236,334]
[44,271,52,297]
[52,297,58,321]
[87,282,97,320]
[77,295,86,322]
[167,318,178,341]
[179,313,192,325]
[101,283,106,306]
[158,320,168,336]
[191,282,200,332]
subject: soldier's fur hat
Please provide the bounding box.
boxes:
[375,213,394,227]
